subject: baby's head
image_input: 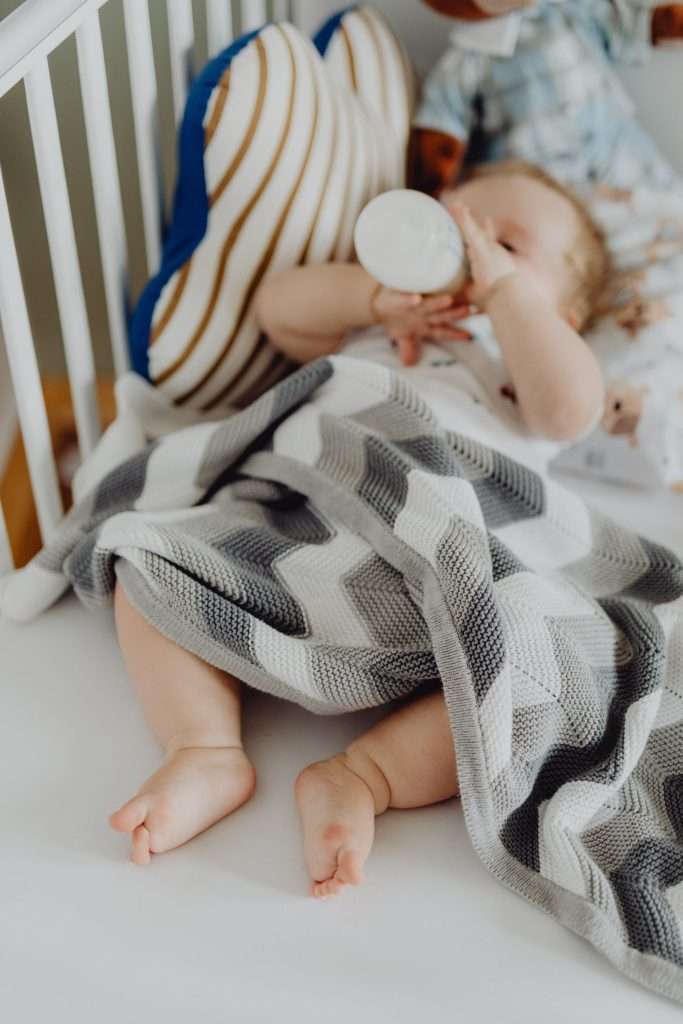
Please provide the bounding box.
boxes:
[443,160,610,329]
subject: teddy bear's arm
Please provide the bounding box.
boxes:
[407,127,468,196]
[652,4,683,42]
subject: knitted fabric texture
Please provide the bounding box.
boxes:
[10,355,683,1003]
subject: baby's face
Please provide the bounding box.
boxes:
[443,174,580,318]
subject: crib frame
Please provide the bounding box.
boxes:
[0,0,293,576]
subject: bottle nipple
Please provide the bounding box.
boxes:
[354,189,468,295]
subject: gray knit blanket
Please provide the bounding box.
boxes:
[4,356,683,1002]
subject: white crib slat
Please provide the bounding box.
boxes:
[0,166,63,542]
[122,0,163,275]
[272,0,291,21]
[166,0,195,127]
[24,57,100,458]
[76,12,130,378]
[0,502,13,575]
[206,0,233,58]
[241,0,267,31]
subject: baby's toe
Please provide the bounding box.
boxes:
[313,877,344,899]
[336,848,364,886]
[109,795,150,833]
[131,824,152,865]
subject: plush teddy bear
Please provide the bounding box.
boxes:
[410,0,683,196]
[601,380,650,446]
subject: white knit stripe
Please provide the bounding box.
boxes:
[0,563,69,623]
[274,531,375,647]
[497,574,631,671]
[99,508,211,560]
[478,667,514,785]
[663,882,683,951]
[271,403,323,465]
[315,356,394,415]
[493,480,594,574]
[150,28,291,375]
[538,689,663,896]
[498,594,564,706]
[134,422,222,511]
[653,598,683,730]
[251,620,320,702]
[496,571,600,619]
[394,471,487,568]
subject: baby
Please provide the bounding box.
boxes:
[110,160,609,899]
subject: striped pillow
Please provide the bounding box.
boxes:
[129,8,413,413]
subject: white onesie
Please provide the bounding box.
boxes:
[341,314,571,475]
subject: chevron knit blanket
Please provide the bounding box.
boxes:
[3,356,683,1002]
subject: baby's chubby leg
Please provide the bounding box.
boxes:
[109,581,256,864]
[295,689,459,898]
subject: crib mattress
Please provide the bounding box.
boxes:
[2,473,682,1024]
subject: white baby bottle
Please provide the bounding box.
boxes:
[353,189,468,295]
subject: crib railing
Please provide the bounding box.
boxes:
[0,0,291,575]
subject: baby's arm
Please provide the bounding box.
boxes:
[255,263,379,364]
[255,263,470,365]
[452,204,605,442]
[485,275,604,441]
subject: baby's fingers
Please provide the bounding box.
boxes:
[395,334,420,366]
[418,293,454,314]
[427,304,474,325]
[428,327,472,342]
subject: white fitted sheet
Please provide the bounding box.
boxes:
[1,472,682,1024]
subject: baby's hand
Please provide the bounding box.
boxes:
[370,287,472,367]
[450,202,518,310]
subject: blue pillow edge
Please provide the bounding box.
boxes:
[312,5,358,55]
[128,26,264,379]
[128,7,360,379]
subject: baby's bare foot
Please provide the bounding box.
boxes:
[109,745,256,864]
[295,753,377,899]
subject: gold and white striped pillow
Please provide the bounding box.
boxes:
[134,9,413,413]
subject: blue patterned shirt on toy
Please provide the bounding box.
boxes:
[414,0,677,192]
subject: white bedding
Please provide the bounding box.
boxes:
[2,473,681,1024]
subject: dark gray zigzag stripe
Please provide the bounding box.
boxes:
[434,521,506,705]
[395,435,465,477]
[309,643,437,709]
[623,537,683,605]
[198,360,335,496]
[611,838,683,965]
[488,532,527,582]
[213,526,310,636]
[92,442,159,518]
[130,550,259,664]
[262,491,335,545]
[499,602,667,871]
[38,442,158,575]
[357,433,410,528]
[65,528,111,602]
[445,432,546,529]
[342,551,430,650]
[271,357,334,421]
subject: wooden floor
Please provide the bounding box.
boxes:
[0,375,115,568]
